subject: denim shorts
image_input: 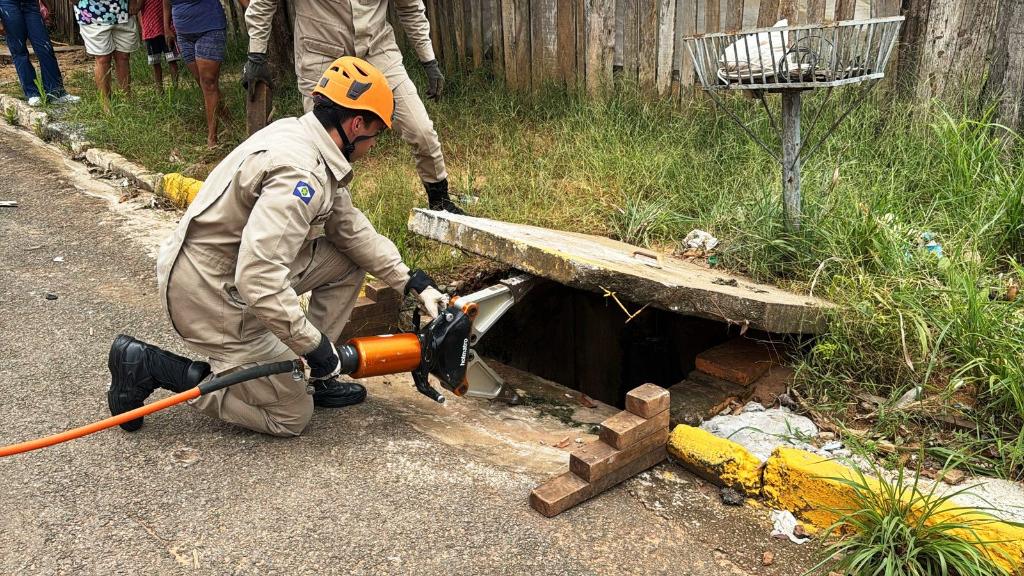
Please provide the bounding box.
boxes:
[176,28,225,63]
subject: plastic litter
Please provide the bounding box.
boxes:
[684,229,720,252]
[770,510,810,544]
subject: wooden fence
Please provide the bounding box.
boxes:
[417,0,901,98]
[414,0,1023,131]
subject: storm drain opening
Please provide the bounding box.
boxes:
[474,280,790,410]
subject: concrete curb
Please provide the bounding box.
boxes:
[0,94,160,194]
[668,425,1024,571]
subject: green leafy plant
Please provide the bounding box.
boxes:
[33,76,48,106]
[806,462,1013,576]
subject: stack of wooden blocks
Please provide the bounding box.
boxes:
[338,280,402,342]
[530,384,671,517]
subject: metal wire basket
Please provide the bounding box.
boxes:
[684,16,904,91]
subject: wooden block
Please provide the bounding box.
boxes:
[529,471,591,517]
[570,427,669,482]
[625,384,670,418]
[364,281,400,303]
[590,442,666,494]
[530,445,667,517]
[599,409,669,450]
[694,338,774,386]
[349,297,401,321]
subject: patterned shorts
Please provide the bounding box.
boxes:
[176,28,225,64]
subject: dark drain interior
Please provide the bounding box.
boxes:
[475,281,735,407]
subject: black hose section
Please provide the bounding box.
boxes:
[338,344,360,375]
[197,361,299,395]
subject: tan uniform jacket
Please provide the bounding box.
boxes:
[245,0,434,91]
[156,113,410,362]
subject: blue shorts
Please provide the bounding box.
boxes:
[176,28,225,63]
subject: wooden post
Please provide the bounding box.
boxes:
[781,90,801,232]
[246,83,271,136]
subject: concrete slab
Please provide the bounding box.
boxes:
[409,209,829,334]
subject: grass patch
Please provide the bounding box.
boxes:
[806,462,1014,576]
[28,42,1024,475]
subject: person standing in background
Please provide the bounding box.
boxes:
[139,0,178,93]
[162,0,227,147]
[75,0,141,113]
[0,0,80,106]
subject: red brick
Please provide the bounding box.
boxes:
[599,409,670,450]
[349,297,399,321]
[625,384,670,418]
[695,338,775,386]
[569,427,669,482]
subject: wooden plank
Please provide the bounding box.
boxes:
[807,0,826,24]
[834,0,857,20]
[245,83,270,137]
[514,0,532,90]
[470,0,484,68]
[756,0,780,27]
[676,0,697,97]
[705,0,721,32]
[600,409,670,450]
[570,427,669,482]
[490,0,504,74]
[655,0,676,96]
[779,0,797,22]
[501,0,517,85]
[557,0,579,88]
[481,0,494,60]
[639,0,659,92]
[870,0,901,17]
[626,384,671,418]
[725,0,743,30]
[623,0,640,82]
[913,0,964,103]
[586,0,617,95]
[425,0,441,62]
[532,0,559,86]
[454,0,467,64]
[576,0,588,89]
[439,0,456,73]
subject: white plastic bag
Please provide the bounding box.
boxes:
[718,19,789,82]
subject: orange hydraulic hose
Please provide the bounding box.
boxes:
[0,387,200,458]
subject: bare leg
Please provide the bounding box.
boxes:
[112,51,131,96]
[195,58,222,147]
[152,63,164,94]
[93,54,113,113]
[169,61,180,89]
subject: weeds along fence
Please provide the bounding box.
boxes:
[405,0,1023,133]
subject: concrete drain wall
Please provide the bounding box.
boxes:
[475,282,734,407]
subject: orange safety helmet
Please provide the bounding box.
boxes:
[312,56,394,128]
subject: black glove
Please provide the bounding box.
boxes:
[405,269,439,295]
[241,52,273,101]
[305,332,341,381]
[421,59,444,101]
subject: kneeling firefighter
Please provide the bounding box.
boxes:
[107,56,447,437]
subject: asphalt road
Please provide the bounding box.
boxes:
[0,123,819,575]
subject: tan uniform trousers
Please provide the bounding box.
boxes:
[168,239,366,437]
[301,62,447,184]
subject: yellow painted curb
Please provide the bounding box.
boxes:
[162,173,203,208]
[763,447,1024,572]
[667,424,763,495]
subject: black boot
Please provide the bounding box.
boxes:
[424,179,466,215]
[311,378,367,408]
[107,335,211,432]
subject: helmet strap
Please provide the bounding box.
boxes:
[335,116,377,161]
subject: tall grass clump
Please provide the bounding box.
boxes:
[806,463,1013,576]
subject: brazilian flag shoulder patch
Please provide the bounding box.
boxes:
[292,181,316,205]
